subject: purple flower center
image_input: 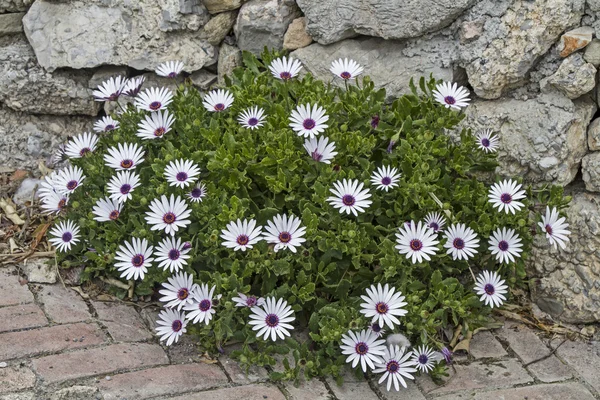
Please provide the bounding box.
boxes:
[58,198,67,210]
[481,138,490,147]
[120,184,131,194]
[342,195,355,206]
[498,240,509,251]
[386,360,400,373]
[545,224,553,235]
[149,101,162,111]
[177,288,189,300]
[168,72,177,78]
[278,232,291,243]
[246,296,258,307]
[265,314,279,327]
[214,103,225,111]
[381,176,392,186]
[453,238,465,250]
[62,232,72,243]
[410,239,423,251]
[280,71,291,80]
[484,283,495,295]
[182,242,192,250]
[418,354,429,365]
[500,193,512,204]
[120,159,133,169]
[66,180,78,191]
[236,234,249,246]
[80,148,91,156]
[355,342,368,355]
[248,117,259,126]
[109,210,120,220]
[376,302,389,314]
[371,115,380,129]
[311,150,323,162]
[191,188,203,198]
[105,124,115,131]
[176,172,188,182]
[429,222,439,232]
[371,323,382,333]
[163,212,176,224]
[199,299,211,312]
[172,320,183,332]
[168,249,180,260]
[444,96,456,105]
[303,119,316,130]
[340,71,351,79]
[108,93,119,102]
[154,127,166,137]
[132,254,144,267]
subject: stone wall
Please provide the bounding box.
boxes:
[1,0,599,323]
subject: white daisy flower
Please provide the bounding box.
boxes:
[107,170,141,203]
[326,178,372,216]
[475,129,499,153]
[289,103,329,138]
[232,293,265,308]
[48,220,80,252]
[248,297,295,341]
[360,283,408,330]
[92,197,123,222]
[330,58,364,80]
[104,142,145,170]
[154,236,191,273]
[395,220,440,264]
[156,61,185,78]
[145,194,192,235]
[159,271,197,310]
[411,345,439,373]
[488,227,523,264]
[122,76,146,97]
[220,218,263,252]
[488,179,526,214]
[135,87,173,112]
[368,323,386,338]
[433,81,471,110]
[164,159,200,189]
[155,308,187,346]
[137,110,175,140]
[262,214,306,253]
[374,345,417,392]
[203,89,234,112]
[64,132,98,159]
[38,171,62,198]
[340,329,386,373]
[424,212,446,233]
[93,76,126,102]
[443,223,479,261]
[238,106,266,130]
[114,237,154,281]
[184,283,217,325]
[303,136,337,164]
[51,143,68,166]
[370,166,402,192]
[187,182,207,203]
[94,116,120,133]
[54,165,86,195]
[474,270,508,308]
[40,191,69,214]
[538,206,571,250]
[268,56,303,80]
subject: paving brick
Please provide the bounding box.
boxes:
[36,284,90,324]
[98,363,228,399]
[219,346,269,384]
[379,380,426,400]
[0,365,36,394]
[0,322,106,360]
[167,384,286,400]
[418,359,533,395]
[284,378,331,400]
[326,378,379,400]
[0,303,48,333]
[92,301,152,342]
[555,340,600,393]
[32,342,168,383]
[469,330,507,359]
[496,321,550,364]
[527,354,573,383]
[433,382,596,400]
[0,267,33,307]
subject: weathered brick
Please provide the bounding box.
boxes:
[326,378,379,400]
[496,321,550,364]
[92,301,152,342]
[379,381,426,400]
[284,378,331,400]
[433,382,596,400]
[527,354,573,383]
[469,330,507,359]
[36,284,90,324]
[555,340,600,393]
[167,384,286,400]
[32,343,168,383]
[418,359,533,395]
[0,322,105,360]
[0,366,36,394]
[220,355,269,384]
[0,267,33,307]
[0,303,48,333]
[98,363,228,400]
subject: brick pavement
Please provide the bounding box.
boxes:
[1,263,599,400]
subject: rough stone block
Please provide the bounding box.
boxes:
[0,13,24,36]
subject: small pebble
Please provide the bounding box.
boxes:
[0,362,8,368]
[105,376,112,381]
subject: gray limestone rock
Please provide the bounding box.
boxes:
[540,54,597,99]
[588,118,600,150]
[218,43,242,85]
[0,0,31,13]
[234,0,300,56]
[296,0,476,44]
[0,35,99,116]
[582,152,600,192]
[463,93,596,186]
[22,0,216,72]
[583,39,600,67]
[203,11,237,46]
[0,12,24,36]
[283,17,313,51]
[203,0,245,14]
